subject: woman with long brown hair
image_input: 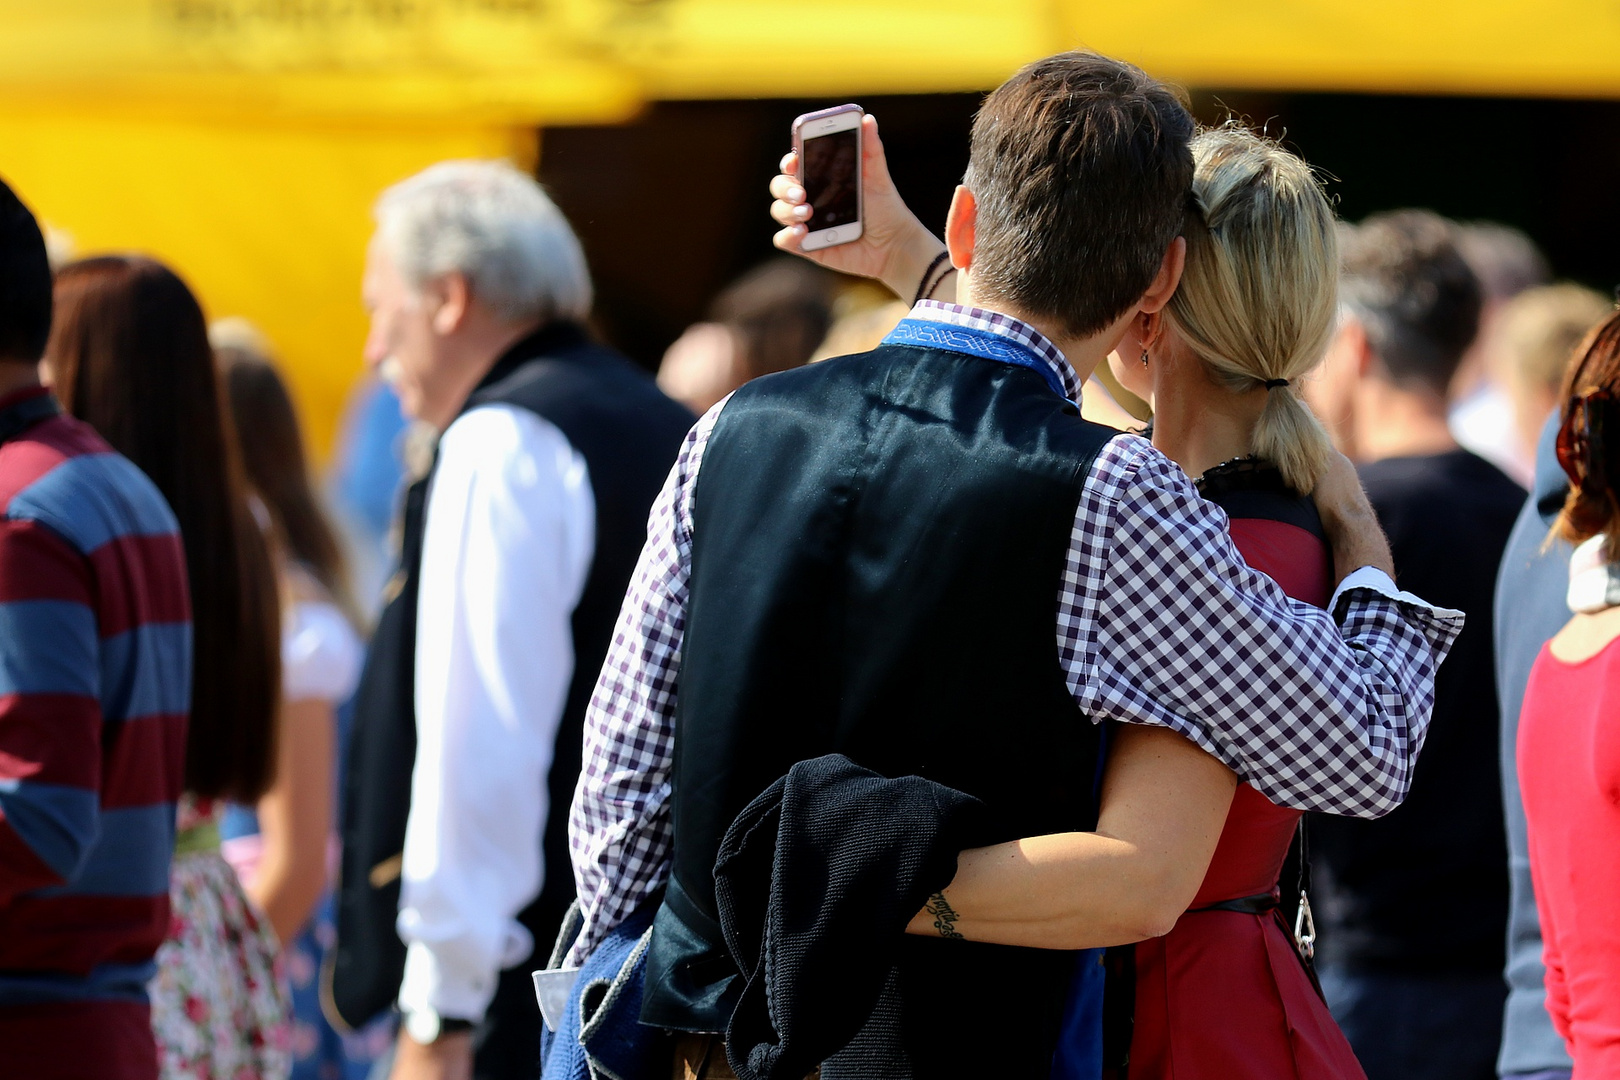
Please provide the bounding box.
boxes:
[213,326,382,1079]
[44,256,289,1080]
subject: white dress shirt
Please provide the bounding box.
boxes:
[397,403,595,1022]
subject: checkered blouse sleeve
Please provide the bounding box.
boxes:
[1060,434,1465,819]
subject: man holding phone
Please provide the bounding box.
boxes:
[570,51,1462,1077]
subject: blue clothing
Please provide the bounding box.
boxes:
[332,380,407,545]
[1321,966,1506,1080]
[223,701,392,1080]
[541,902,665,1080]
[1050,950,1107,1080]
[1493,415,1576,1077]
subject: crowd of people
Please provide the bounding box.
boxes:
[0,46,1616,1080]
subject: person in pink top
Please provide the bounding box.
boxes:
[1518,307,1620,1079]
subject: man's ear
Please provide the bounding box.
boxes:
[429,272,471,336]
[944,185,977,274]
[1135,236,1187,316]
[1342,317,1376,379]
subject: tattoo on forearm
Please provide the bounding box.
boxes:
[924,891,963,940]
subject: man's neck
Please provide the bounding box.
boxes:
[1352,379,1458,463]
[426,318,545,432]
[0,361,43,402]
[954,280,1109,386]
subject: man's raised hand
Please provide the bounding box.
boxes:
[770,113,947,300]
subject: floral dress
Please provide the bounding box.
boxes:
[151,795,292,1080]
[222,592,391,1080]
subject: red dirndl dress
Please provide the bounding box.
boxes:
[1127,463,1366,1080]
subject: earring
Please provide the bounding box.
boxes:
[1140,349,1149,368]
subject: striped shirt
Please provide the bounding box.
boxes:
[0,387,191,1077]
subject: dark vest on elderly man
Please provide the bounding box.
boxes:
[329,321,693,1077]
[641,339,1114,1077]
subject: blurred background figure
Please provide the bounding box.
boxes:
[656,261,1146,431]
[212,322,389,1080]
[656,256,835,414]
[1485,284,1614,486]
[1448,223,1552,485]
[45,256,288,1080]
[1304,210,1522,1080]
[809,282,910,362]
[1493,411,1586,1080]
[331,160,692,1080]
[1515,310,1620,1080]
[1488,282,1611,1080]
[0,178,193,1080]
[326,377,410,620]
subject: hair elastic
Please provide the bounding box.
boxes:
[1264,378,1290,390]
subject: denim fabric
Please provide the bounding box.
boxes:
[540,901,667,1080]
[1050,949,1107,1080]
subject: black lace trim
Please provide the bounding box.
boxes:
[1194,455,1289,497]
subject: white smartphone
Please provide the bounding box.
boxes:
[792,104,864,251]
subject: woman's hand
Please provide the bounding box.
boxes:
[1312,449,1396,585]
[769,113,950,302]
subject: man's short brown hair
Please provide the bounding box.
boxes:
[964,52,1195,339]
[1339,209,1482,396]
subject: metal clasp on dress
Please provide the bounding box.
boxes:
[1294,891,1317,962]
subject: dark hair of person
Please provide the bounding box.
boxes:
[1339,209,1483,396]
[0,178,52,363]
[217,343,361,627]
[47,256,281,803]
[708,257,835,380]
[963,51,1196,339]
[1554,310,1620,561]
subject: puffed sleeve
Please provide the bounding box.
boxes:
[282,598,364,704]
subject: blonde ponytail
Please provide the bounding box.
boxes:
[1167,125,1338,494]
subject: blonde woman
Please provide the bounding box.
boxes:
[772,123,1364,1078]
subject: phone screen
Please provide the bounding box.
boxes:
[801,128,859,231]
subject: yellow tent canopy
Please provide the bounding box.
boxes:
[2,0,1617,457]
[9,1,1620,107]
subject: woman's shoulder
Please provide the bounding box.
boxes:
[282,570,365,703]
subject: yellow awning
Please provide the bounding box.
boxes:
[3,0,1617,459]
[1063,0,1620,100]
[9,1,1620,108]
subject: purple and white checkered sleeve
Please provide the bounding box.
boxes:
[1059,436,1464,819]
[564,400,724,966]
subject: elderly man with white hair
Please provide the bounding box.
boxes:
[330,160,693,1080]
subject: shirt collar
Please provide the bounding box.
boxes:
[469,320,590,407]
[909,300,1084,403]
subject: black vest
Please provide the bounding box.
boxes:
[642,342,1113,1073]
[329,324,693,1055]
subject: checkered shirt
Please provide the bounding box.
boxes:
[565,302,1465,965]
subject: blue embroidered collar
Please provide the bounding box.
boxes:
[881,301,1083,406]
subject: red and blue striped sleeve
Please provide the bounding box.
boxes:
[0,517,103,904]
